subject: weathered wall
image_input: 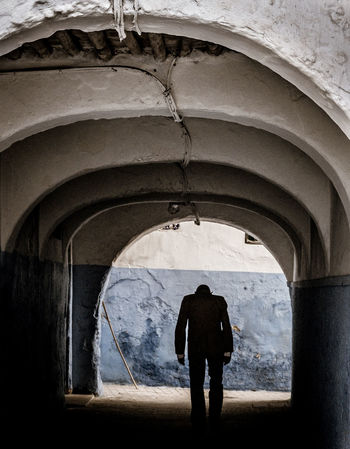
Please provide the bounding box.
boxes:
[98,223,292,391]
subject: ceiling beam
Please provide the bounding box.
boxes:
[124,31,142,55]
[87,31,112,61]
[148,33,167,61]
[55,31,80,56]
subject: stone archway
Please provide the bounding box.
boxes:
[97,221,292,392]
[1,5,350,447]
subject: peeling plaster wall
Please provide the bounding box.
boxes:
[99,224,292,391]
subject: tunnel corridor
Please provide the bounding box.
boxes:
[2,3,350,448]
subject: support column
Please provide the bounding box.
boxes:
[1,205,68,425]
[72,263,108,395]
[290,277,350,448]
[1,250,67,421]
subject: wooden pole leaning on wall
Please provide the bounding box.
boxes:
[102,301,138,389]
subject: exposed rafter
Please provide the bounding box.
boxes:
[0,29,230,69]
[55,31,80,57]
[87,31,112,61]
[148,33,167,61]
[29,39,51,58]
[124,31,142,55]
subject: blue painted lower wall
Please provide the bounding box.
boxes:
[100,267,292,391]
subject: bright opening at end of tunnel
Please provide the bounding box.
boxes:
[100,221,291,392]
[114,222,283,273]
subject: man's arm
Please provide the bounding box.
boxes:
[175,297,189,361]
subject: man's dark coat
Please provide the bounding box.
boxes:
[175,290,233,358]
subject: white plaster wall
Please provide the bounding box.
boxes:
[115,221,282,274]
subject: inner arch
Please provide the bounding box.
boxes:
[99,221,292,391]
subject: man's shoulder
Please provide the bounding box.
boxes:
[212,295,227,306]
[182,293,226,303]
[212,294,225,301]
[183,294,195,301]
[181,294,197,306]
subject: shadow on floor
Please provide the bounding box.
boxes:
[60,394,305,449]
[2,391,315,448]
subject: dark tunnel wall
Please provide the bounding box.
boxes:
[1,207,68,418]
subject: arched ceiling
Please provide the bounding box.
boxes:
[2,2,350,282]
[36,163,314,280]
[68,201,296,282]
[2,118,331,270]
[0,48,348,237]
[1,1,349,137]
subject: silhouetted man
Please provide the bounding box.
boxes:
[175,284,233,431]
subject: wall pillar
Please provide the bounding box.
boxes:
[1,206,69,427]
[71,264,108,395]
[290,278,350,448]
[1,250,67,422]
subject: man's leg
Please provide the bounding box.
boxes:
[188,354,206,427]
[207,355,224,428]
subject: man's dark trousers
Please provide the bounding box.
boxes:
[189,354,224,427]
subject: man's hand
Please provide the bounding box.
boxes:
[177,354,185,365]
[223,352,231,365]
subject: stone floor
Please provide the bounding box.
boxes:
[61,384,300,448]
[99,382,291,404]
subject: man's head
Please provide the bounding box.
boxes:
[195,284,211,295]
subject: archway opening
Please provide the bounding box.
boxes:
[99,220,292,394]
